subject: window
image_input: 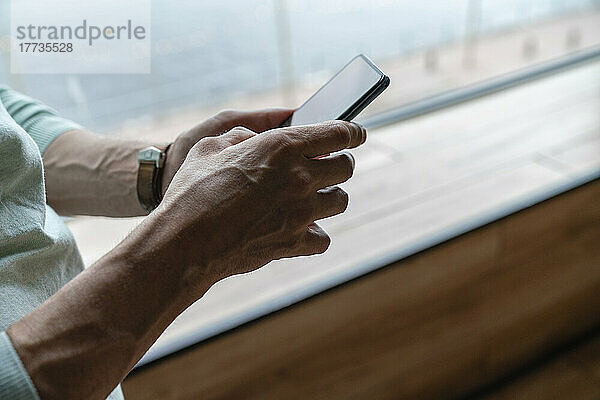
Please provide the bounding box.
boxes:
[1,0,599,364]
[1,0,598,133]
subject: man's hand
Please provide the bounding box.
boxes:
[148,119,366,299]
[8,117,366,400]
[161,108,294,196]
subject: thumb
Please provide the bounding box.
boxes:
[226,108,294,132]
[220,126,257,146]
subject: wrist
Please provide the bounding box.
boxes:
[160,137,190,197]
[117,205,217,306]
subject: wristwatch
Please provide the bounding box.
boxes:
[137,144,170,213]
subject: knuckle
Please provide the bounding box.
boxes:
[199,136,220,147]
[230,125,252,135]
[331,122,351,146]
[277,127,304,147]
[264,131,297,157]
[191,136,218,154]
[289,168,313,193]
[263,131,285,147]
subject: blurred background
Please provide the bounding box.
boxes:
[1,0,599,136]
[1,0,599,377]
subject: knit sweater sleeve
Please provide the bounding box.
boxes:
[0,332,39,400]
[0,85,82,154]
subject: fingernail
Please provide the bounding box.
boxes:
[351,121,364,131]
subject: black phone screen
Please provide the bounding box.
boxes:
[288,54,387,126]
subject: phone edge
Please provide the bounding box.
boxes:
[279,54,389,127]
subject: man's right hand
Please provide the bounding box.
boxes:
[138,119,366,302]
[6,117,366,400]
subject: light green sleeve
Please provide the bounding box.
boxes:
[0,332,39,400]
[0,85,82,154]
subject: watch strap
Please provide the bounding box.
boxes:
[137,144,169,214]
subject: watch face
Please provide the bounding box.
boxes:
[138,146,163,164]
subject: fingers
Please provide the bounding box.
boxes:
[288,223,331,257]
[214,108,294,133]
[282,185,348,258]
[307,151,355,189]
[285,186,347,257]
[312,186,349,220]
[283,120,366,158]
[240,108,295,132]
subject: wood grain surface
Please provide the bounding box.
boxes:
[123,176,600,400]
[474,333,600,400]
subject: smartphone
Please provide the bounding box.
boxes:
[281,54,390,127]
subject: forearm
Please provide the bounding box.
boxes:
[0,86,151,216]
[6,209,210,400]
[5,117,363,399]
[43,129,165,216]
